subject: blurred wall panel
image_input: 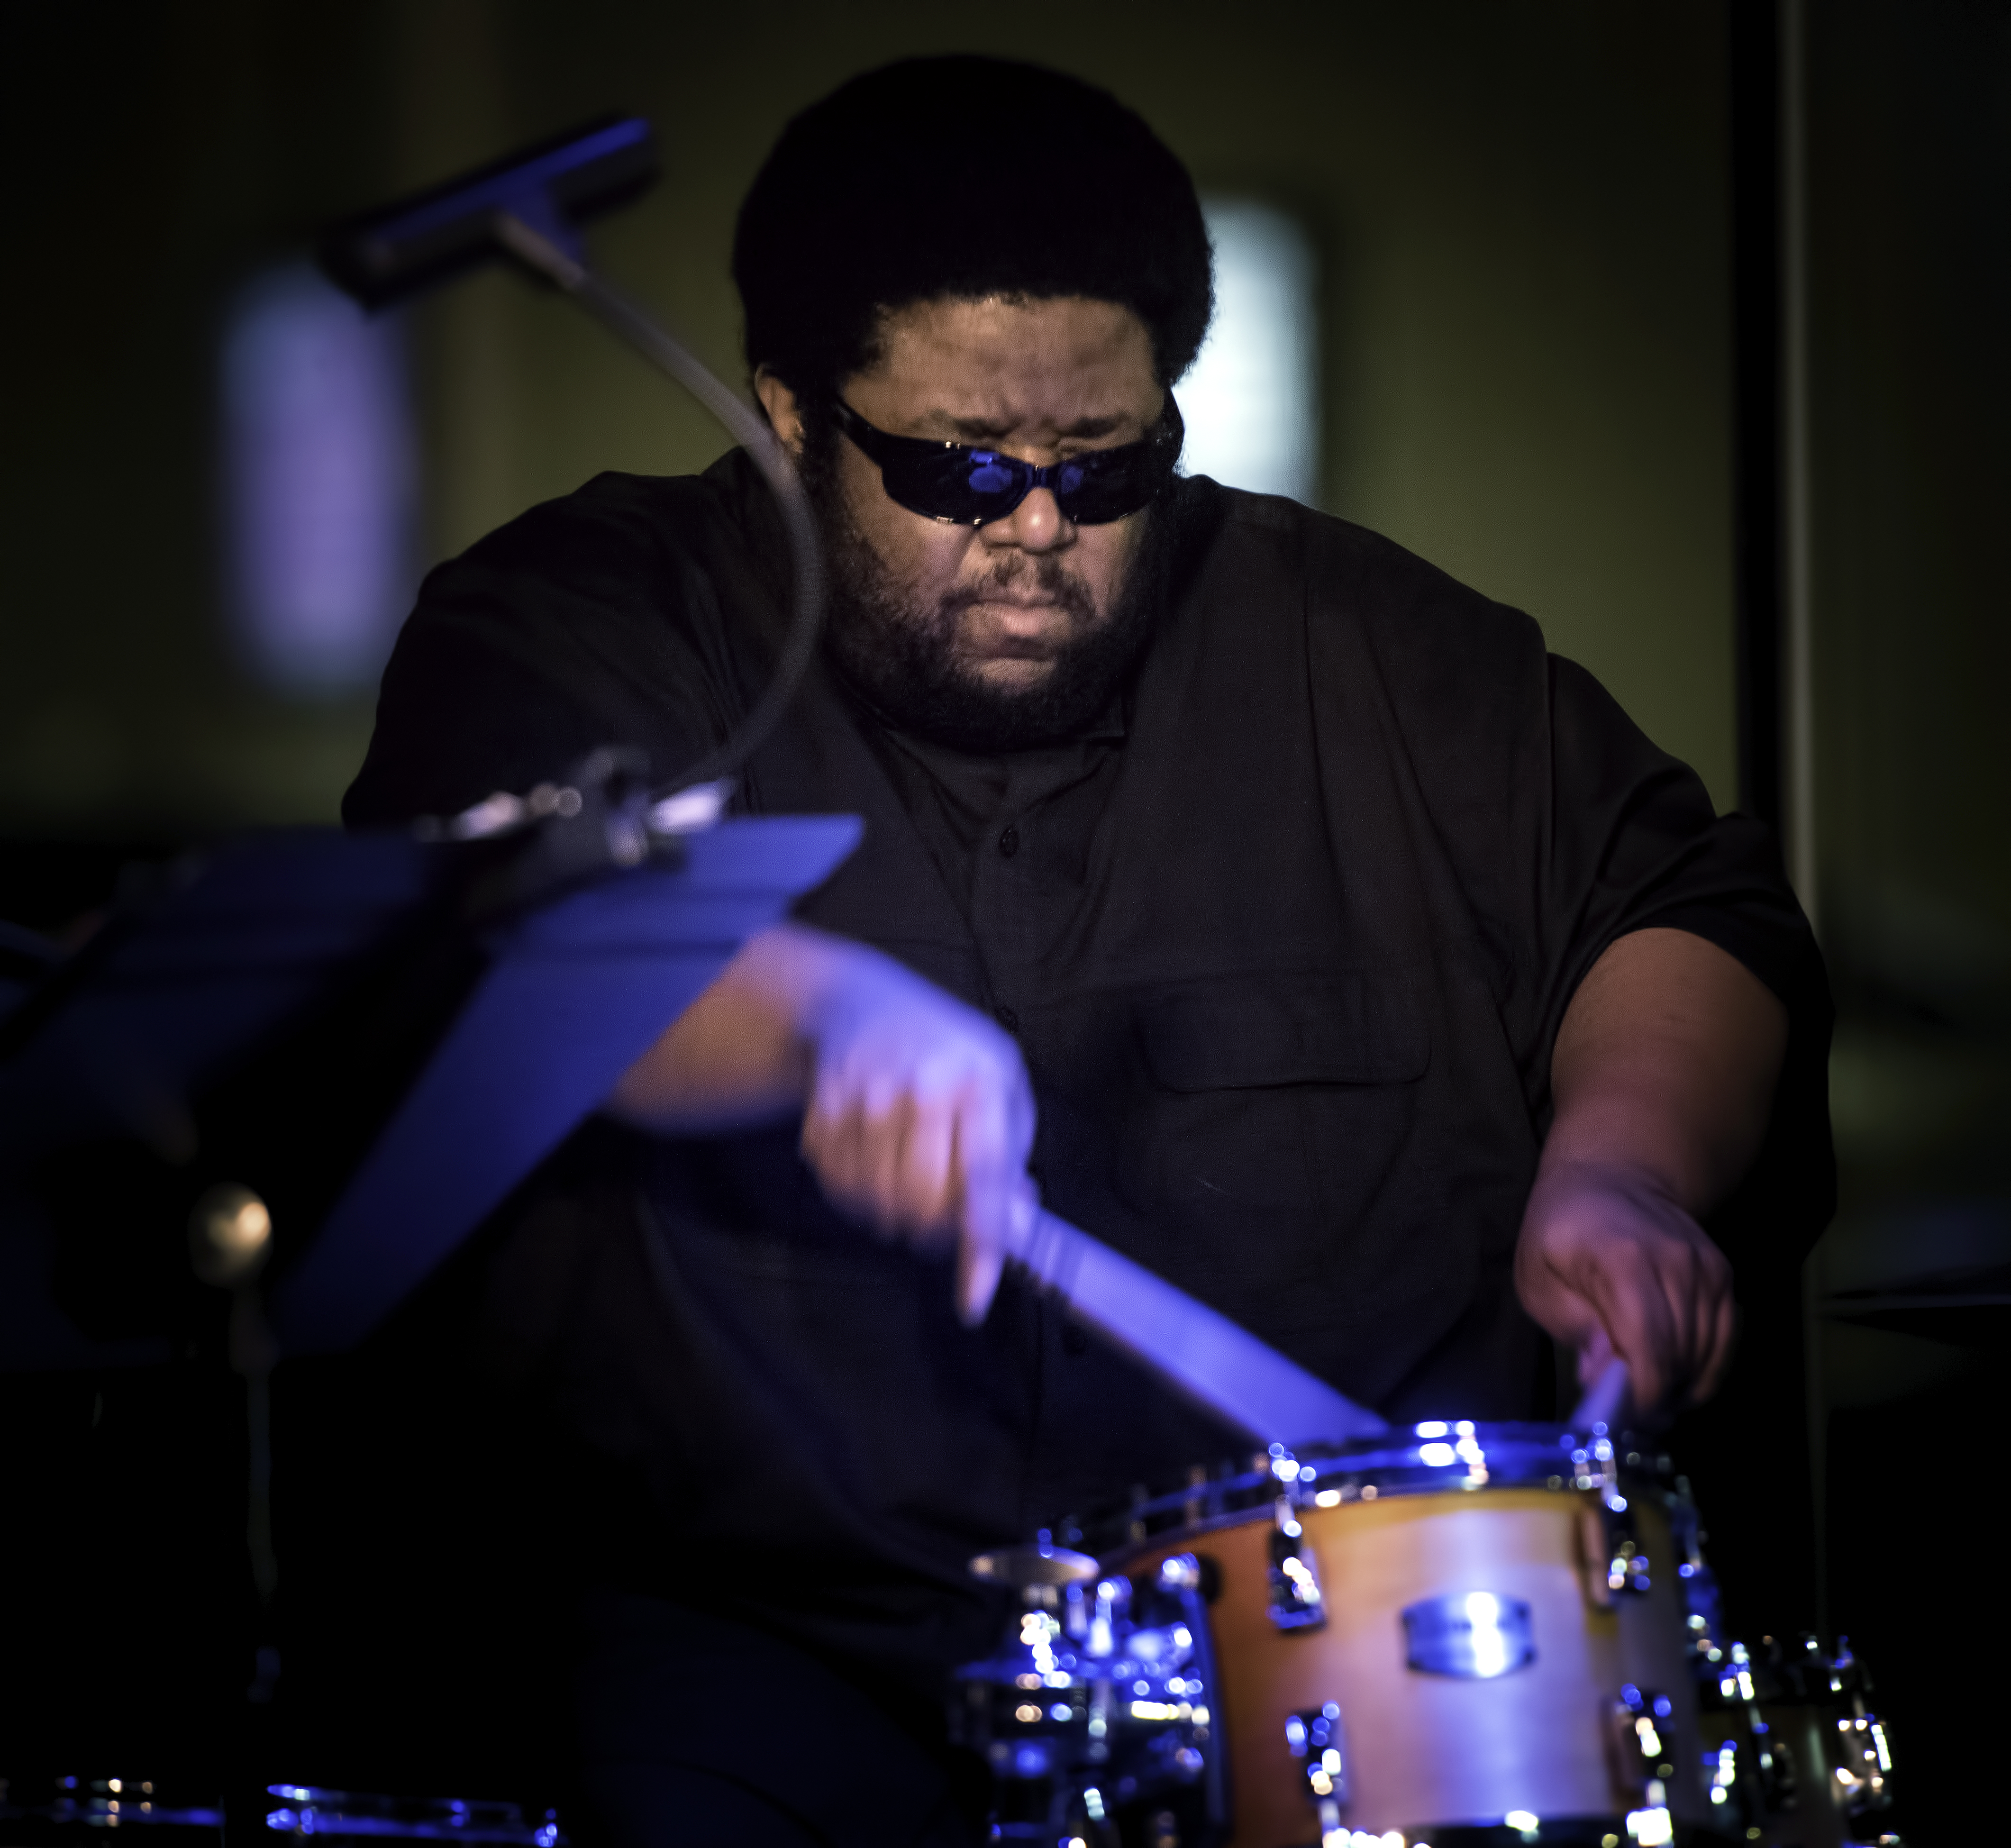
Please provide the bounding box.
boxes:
[221,264,418,692]
[1807,0,2010,941]
[0,0,407,836]
[1180,198,1323,504]
[389,0,522,574]
[1789,6,2007,1828]
[1802,0,2011,1336]
[0,1,1739,834]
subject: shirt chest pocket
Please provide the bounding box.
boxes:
[1117,970,1429,1224]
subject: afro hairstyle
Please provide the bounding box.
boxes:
[732,56,1214,402]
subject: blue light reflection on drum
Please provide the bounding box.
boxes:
[950,1553,1226,1846]
[1400,1590,1537,1680]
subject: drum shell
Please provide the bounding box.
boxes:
[1114,1484,1706,1841]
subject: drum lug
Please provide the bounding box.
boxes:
[1668,1480,1727,1659]
[1830,1694,1896,1814]
[1086,1572,1131,1657]
[1608,1683,1679,1805]
[1285,1702,1349,1843]
[1603,1693,1676,1848]
[1267,1495,1327,1633]
[1577,1498,1652,1608]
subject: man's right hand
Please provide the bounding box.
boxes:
[605,924,1034,1324]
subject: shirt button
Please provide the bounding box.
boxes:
[995,1005,1020,1032]
[998,824,1020,858]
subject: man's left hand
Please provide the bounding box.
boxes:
[1514,1158,1736,1415]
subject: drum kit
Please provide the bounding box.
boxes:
[0,829,1896,1848]
[954,1422,1898,1848]
[0,1430,1900,1848]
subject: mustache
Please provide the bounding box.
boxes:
[934,555,1100,628]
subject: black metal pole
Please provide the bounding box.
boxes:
[1729,0,1786,835]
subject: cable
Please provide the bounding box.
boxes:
[491,211,825,799]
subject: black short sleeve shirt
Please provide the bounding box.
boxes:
[346,450,1832,1693]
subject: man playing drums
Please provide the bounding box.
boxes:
[345,55,1829,1848]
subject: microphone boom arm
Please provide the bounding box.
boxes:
[486,212,823,794]
[318,118,823,798]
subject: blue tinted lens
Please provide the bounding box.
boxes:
[966,457,1020,495]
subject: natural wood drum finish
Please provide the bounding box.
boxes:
[1117,1485,1696,1843]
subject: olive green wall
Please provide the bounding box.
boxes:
[1806,1,2011,951]
[1800,1,2011,1428]
[0,0,1739,835]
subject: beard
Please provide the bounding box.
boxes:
[809,446,1175,754]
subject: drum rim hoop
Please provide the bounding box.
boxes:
[1069,1420,1679,1564]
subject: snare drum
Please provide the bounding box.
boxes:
[1085,1423,1711,1845]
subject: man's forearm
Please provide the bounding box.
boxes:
[605,923,834,1131]
[1542,926,1788,1211]
[1515,926,1790,1409]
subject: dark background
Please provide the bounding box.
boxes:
[3,1,2007,1841]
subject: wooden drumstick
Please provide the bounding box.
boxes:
[1567,1354,1633,1432]
[1003,1202,1389,1446]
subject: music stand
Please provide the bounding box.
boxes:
[0,804,859,1360]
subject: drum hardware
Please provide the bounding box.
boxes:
[1678,1558,1725,1657]
[961,1425,1909,1846]
[1692,1633,1897,1845]
[1411,1418,1494,1489]
[970,1530,1105,1593]
[1610,1684,1680,1796]
[0,1780,567,1845]
[1695,1645,1794,1835]
[1183,1465,1211,1530]
[1702,1732,1750,1822]
[1624,1802,1677,1848]
[1157,1553,1211,1596]
[1084,1572,1131,1659]
[952,1546,1228,1846]
[968,1423,1740,1844]
[264,1787,564,1844]
[1269,1490,1328,1635]
[1401,1592,1538,1680]
[0,1775,227,1838]
[1283,1702,1350,1843]
[1565,1434,1658,1613]
[1665,1483,1726,1667]
[1559,1432,1621,1501]
[1596,1517,1653,1602]
[1826,1700,1894,1812]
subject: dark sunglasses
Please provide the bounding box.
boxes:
[828,396,1184,526]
